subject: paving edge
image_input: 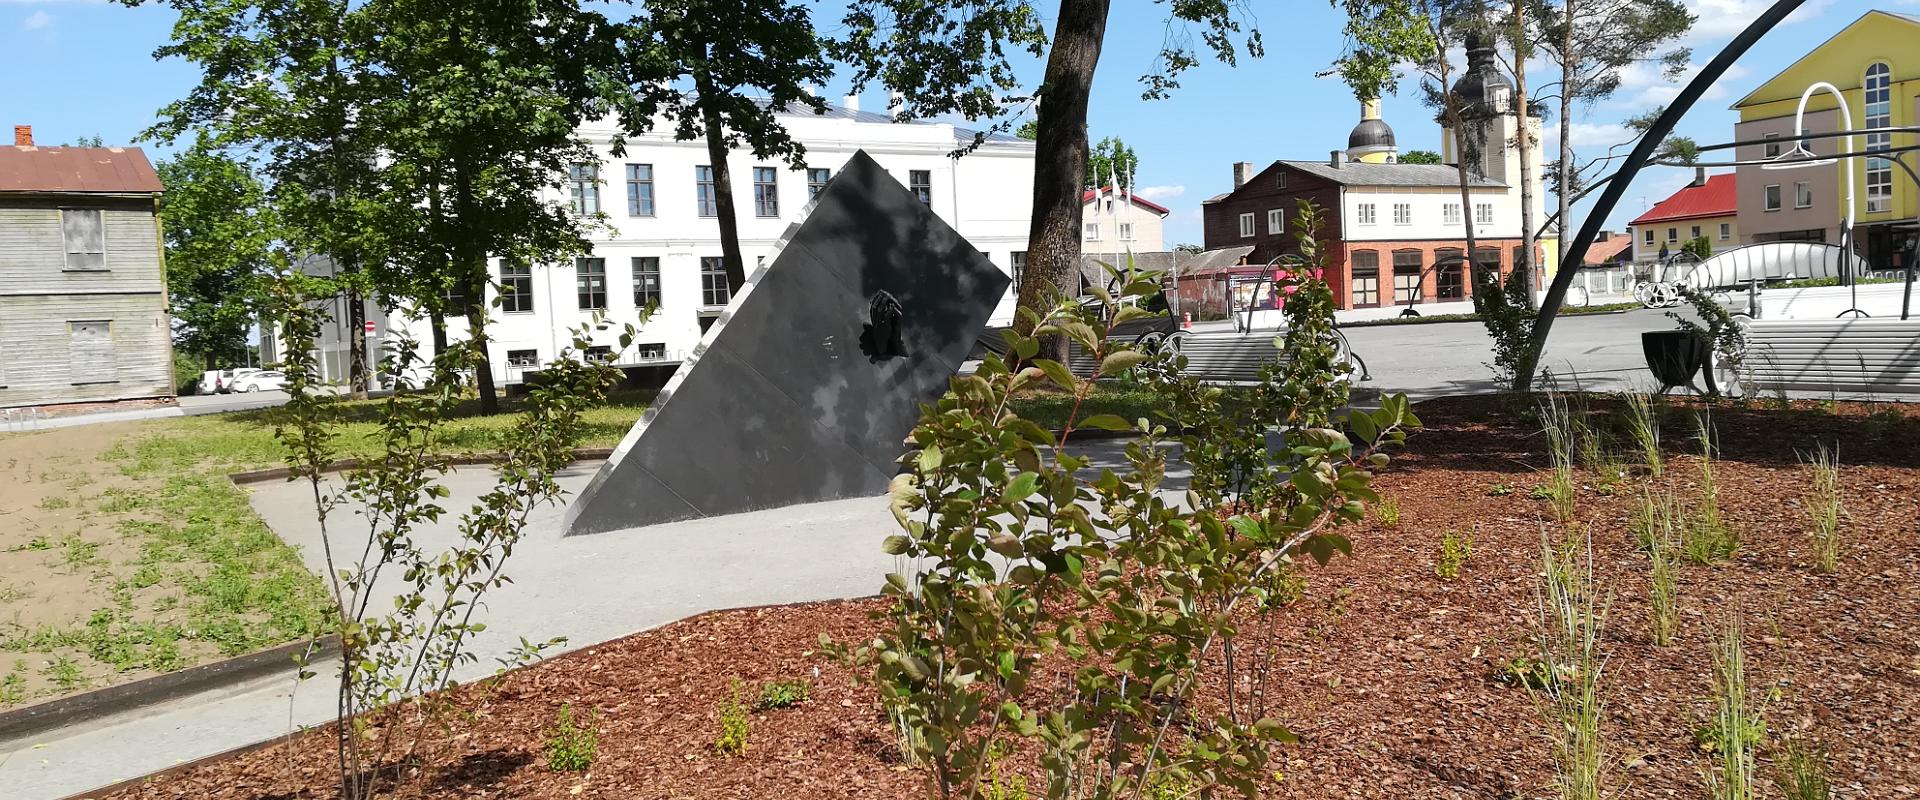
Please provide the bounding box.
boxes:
[228,447,616,485]
[0,635,341,748]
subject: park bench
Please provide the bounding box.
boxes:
[1740,318,1920,396]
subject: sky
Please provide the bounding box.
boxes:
[0,0,1900,248]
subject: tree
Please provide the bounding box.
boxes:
[834,0,1260,358]
[156,135,275,369]
[1682,234,1712,260]
[1401,149,1444,164]
[621,0,832,291]
[1491,0,1540,301]
[1085,135,1137,189]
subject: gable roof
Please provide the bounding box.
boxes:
[1586,236,1633,266]
[0,146,164,195]
[1081,187,1171,216]
[1630,173,1736,225]
[1277,160,1505,189]
[1732,10,1920,109]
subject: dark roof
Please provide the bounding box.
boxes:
[1451,32,1512,109]
[1278,160,1504,188]
[1630,174,1736,224]
[1081,187,1171,215]
[0,146,164,195]
[768,100,1029,146]
[1348,118,1396,150]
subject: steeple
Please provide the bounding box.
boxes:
[1346,97,1398,164]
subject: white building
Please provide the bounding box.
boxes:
[1080,189,1169,257]
[289,101,1036,386]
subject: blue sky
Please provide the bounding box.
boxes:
[0,0,1892,247]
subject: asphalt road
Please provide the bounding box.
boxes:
[1341,306,1678,397]
[176,390,290,415]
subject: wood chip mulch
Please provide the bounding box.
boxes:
[100,396,1920,799]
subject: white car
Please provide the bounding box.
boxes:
[215,368,261,393]
[230,370,287,393]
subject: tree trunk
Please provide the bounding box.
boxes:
[1014,0,1111,361]
[1555,0,1575,308]
[697,70,748,291]
[449,155,499,415]
[1508,0,1542,391]
[347,288,369,398]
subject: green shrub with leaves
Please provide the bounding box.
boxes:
[543,703,599,772]
[758,678,811,710]
[715,678,750,757]
[1434,528,1472,581]
[1668,286,1747,397]
[1373,496,1401,527]
[835,202,1416,800]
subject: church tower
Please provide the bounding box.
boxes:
[1347,98,1398,164]
[1439,31,1545,232]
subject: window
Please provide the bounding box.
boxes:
[632,256,661,308]
[1274,173,1286,189]
[568,164,599,215]
[1763,132,1781,159]
[1643,229,1655,246]
[1010,251,1026,289]
[1473,247,1501,278]
[1690,225,1701,239]
[506,349,539,368]
[1267,208,1284,234]
[1865,62,1892,213]
[1392,203,1411,225]
[1350,250,1380,307]
[1357,203,1376,225]
[68,320,115,383]
[1084,222,1101,240]
[1119,223,1135,241]
[1764,184,1781,212]
[1443,203,1461,225]
[1667,227,1678,242]
[499,260,533,313]
[586,346,613,363]
[700,256,730,306]
[1238,213,1255,237]
[61,209,106,270]
[636,343,666,360]
[626,164,654,216]
[1474,203,1493,225]
[807,168,831,199]
[753,166,779,217]
[1795,182,1812,209]
[1435,248,1464,300]
[695,166,718,217]
[910,170,932,207]
[1391,250,1423,304]
[1719,223,1731,241]
[575,258,607,310]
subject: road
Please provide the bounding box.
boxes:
[1340,306,1675,397]
[176,390,290,415]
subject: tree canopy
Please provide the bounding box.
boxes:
[1401,149,1444,164]
[155,135,275,368]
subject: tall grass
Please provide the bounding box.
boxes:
[1801,444,1843,573]
[1622,392,1662,478]
[1683,413,1738,564]
[1540,395,1579,524]
[1536,527,1607,800]
[1642,495,1680,647]
[1704,622,1761,800]
[1773,736,1833,800]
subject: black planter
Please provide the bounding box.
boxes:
[1641,330,1717,395]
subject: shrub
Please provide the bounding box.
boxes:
[758,679,811,710]
[1489,482,1515,497]
[1801,444,1843,573]
[1374,497,1401,527]
[543,704,598,772]
[1434,528,1472,580]
[715,679,750,757]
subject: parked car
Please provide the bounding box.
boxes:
[230,370,287,393]
[197,370,222,395]
[216,367,261,393]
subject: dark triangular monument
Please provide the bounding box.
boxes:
[563,150,1010,535]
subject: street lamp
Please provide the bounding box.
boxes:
[1761,81,1862,316]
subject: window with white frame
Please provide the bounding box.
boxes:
[1764,184,1781,211]
[910,170,932,207]
[807,168,831,199]
[61,209,106,271]
[567,164,599,215]
[1357,203,1376,225]
[1392,203,1411,225]
[1119,222,1135,241]
[1084,222,1101,240]
[1795,182,1812,208]
[1010,251,1025,289]
[695,166,718,217]
[1238,213,1255,237]
[1865,62,1892,213]
[499,259,533,313]
[506,349,540,368]
[1719,223,1731,241]
[752,166,779,217]
[1474,203,1493,225]
[1267,208,1283,234]
[575,258,607,310]
[1443,203,1461,225]
[1762,132,1781,159]
[1643,228,1655,246]
[700,256,730,306]
[1349,250,1380,307]
[1691,225,1701,239]
[632,256,661,308]
[626,163,654,216]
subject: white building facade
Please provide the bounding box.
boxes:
[295,103,1036,386]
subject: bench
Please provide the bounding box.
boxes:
[1741,318,1920,396]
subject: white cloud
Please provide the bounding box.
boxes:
[21,8,51,27]
[1135,185,1185,202]
[1681,0,1833,40]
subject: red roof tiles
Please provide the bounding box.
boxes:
[0,146,164,195]
[1630,173,1735,225]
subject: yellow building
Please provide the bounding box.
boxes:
[1731,9,1920,271]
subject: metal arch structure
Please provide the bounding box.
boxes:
[1532,0,1808,389]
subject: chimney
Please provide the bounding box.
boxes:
[1232,161,1253,188]
[1330,150,1347,168]
[843,93,860,113]
[1692,166,1707,187]
[805,86,825,115]
[13,126,31,147]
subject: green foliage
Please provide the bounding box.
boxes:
[1773,737,1832,800]
[1489,482,1515,497]
[715,679,750,757]
[757,678,811,710]
[1682,235,1713,261]
[1682,415,1738,564]
[1374,497,1401,527]
[1667,285,1746,396]
[154,135,274,369]
[1478,264,1539,390]
[1496,654,1555,691]
[1539,394,1579,523]
[1084,137,1138,189]
[1399,149,1443,164]
[1534,529,1607,800]
[543,704,599,772]
[1801,444,1842,573]
[1434,528,1473,580]
[45,656,86,691]
[0,670,24,706]
[836,202,1415,800]
[1704,622,1762,800]
[1645,504,1679,647]
[1622,392,1663,478]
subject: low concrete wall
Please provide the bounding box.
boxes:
[1756,282,1916,319]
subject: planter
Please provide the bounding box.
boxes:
[1641,329,1718,395]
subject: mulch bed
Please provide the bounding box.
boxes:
[101,396,1920,799]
